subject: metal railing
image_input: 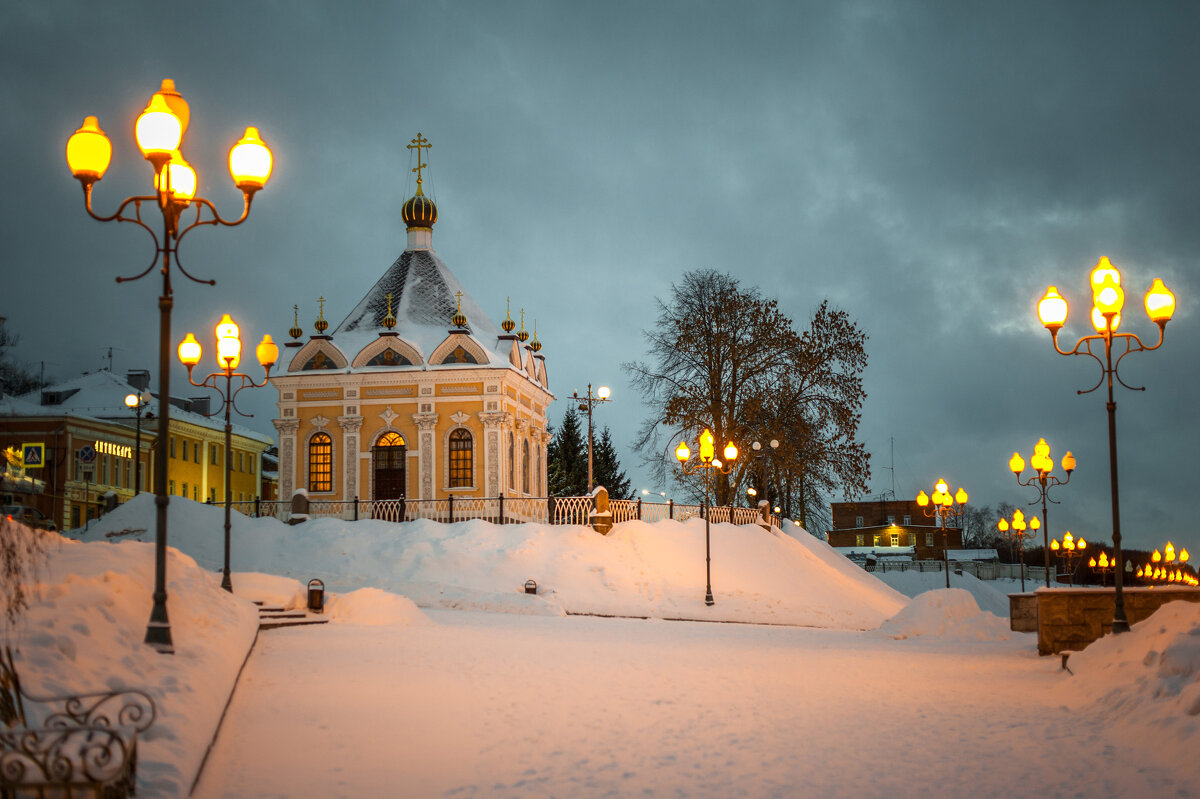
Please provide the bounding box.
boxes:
[868,558,1058,583]
[226,495,774,529]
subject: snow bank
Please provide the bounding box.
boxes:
[871,567,1014,617]
[77,496,908,629]
[872,588,1014,641]
[6,524,258,798]
[1067,601,1200,764]
[322,587,433,626]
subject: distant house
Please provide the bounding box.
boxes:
[828,498,963,561]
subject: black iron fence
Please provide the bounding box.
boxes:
[226,495,774,528]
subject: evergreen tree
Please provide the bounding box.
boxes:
[592,427,632,499]
[547,406,587,496]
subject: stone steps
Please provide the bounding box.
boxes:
[253,601,330,630]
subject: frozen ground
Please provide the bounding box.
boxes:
[4,496,1199,797]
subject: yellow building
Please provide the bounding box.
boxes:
[271,140,553,508]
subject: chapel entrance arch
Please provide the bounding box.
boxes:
[372,432,407,518]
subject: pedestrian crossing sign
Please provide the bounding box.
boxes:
[21,443,45,469]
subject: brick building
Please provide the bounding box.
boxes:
[829,498,963,561]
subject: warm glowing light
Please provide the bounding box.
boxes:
[66,116,112,181]
[135,93,182,159]
[1009,452,1024,475]
[1099,552,1110,568]
[1180,549,1190,564]
[723,442,738,462]
[1165,542,1176,563]
[215,313,239,341]
[1090,306,1121,333]
[124,393,139,408]
[955,488,968,505]
[916,491,929,507]
[1013,517,1026,532]
[256,334,278,369]
[1136,566,1144,578]
[1061,451,1076,473]
[711,458,723,469]
[597,386,611,400]
[1029,516,1040,531]
[1034,438,1050,458]
[747,487,757,497]
[1090,257,1122,292]
[1038,286,1068,330]
[675,441,690,462]
[1051,540,1060,551]
[157,151,196,203]
[1013,509,1025,522]
[178,333,201,366]
[1144,278,1176,324]
[1077,537,1086,550]
[229,126,273,190]
[1089,557,1097,568]
[217,332,241,370]
[998,519,1009,533]
[1152,549,1163,563]
[698,429,715,462]
[935,479,948,495]
[1094,272,1125,319]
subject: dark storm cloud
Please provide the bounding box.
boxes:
[3,0,1197,555]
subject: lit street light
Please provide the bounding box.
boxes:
[573,384,610,491]
[1009,439,1075,588]
[997,508,1038,591]
[179,314,277,593]
[1037,256,1176,632]
[68,80,273,653]
[123,390,152,495]
[916,479,968,589]
[1049,532,1087,586]
[675,429,738,606]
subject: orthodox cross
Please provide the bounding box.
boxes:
[455,290,463,313]
[408,133,431,189]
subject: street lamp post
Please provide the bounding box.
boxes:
[1090,551,1115,586]
[675,429,738,606]
[179,315,277,593]
[1037,257,1176,633]
[573,384,610,491]
[1049,532,1087,586]
[916,479,968,589]
[67,80,273,653]
[997,508,1039,591]
[123,390,151,495]
[1008,440,1075,588]
[750,439,779,517]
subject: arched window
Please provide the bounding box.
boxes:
[536,445,542,497]
[508,431,515,490]
[449,428,472,488]
[522,440,530,494]
[308,432,333,493]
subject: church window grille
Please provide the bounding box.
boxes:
[449,429,472,488]
[309,433,333,493]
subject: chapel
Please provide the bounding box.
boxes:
[270,135,553,510]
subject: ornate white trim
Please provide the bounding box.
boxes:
[379,406,399,427]
[351,335,424,368]
[449,411,470,425]
[311,414,330,429]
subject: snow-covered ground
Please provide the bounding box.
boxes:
[5,496,1200,797]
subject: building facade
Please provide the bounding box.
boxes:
[0,370,273,530]
[271,143,553,506]
[829,498,963,560]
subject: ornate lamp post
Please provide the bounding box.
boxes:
[1037,257,1176,632]
[1090,551,1115,586]
[123,390,152,495]
[675,428,738,606]
[67,80,273,653]
[179,315,277,592]
[573,384,610,491]
[997,508,1038,591]
[915,479,967,589]
[1009,439,1075,588]
[1049,531,1087,586]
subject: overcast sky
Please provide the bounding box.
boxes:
[3,1,1198,557]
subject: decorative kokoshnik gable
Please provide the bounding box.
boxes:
[271,134,553,509]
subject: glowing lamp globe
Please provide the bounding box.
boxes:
[698,429,715,462]
[256,334,279,368]
[229,126,273,191]
[217,332,241,370]
[215,313,239,341]
[66,116,112,181]
[955,488,968,505]
[723,442,738,462]
[178,333,202,367]
[135,93,182,160]
[675,441,690,462]
[1009,452,1025,475]
[1061,451,1076,473]
[124,393,139,409]
[157,152,197,203]
[1144,278,1176,323]
[935,479,948,495]
[1038,286,1068,330]
[916,491,929,507]
[998,519,1009,533]
[597,386,611,400]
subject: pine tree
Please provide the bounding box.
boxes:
[547,406,587,496]
[592,427,631,499]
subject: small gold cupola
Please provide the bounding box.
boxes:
[382,292,397,331]
[451,290,468,329]
[314,296,329,335]
[530,322,542,352]
[502,297,516,333]
[517,309,530,342]
[286,304,305,348]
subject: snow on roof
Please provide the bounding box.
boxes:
[10,370,271,445]
[947,549,999,562]
[332,248,507,366]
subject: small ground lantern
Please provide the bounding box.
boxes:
[307,578,325,613]
[524,579,537,595]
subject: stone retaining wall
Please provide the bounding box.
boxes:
[1011,587,1200,655]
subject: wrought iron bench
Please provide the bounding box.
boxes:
[1,647,156,798]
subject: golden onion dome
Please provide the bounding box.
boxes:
[288,304,303,340]
[402,187,438,230]
[502,297,516,333]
